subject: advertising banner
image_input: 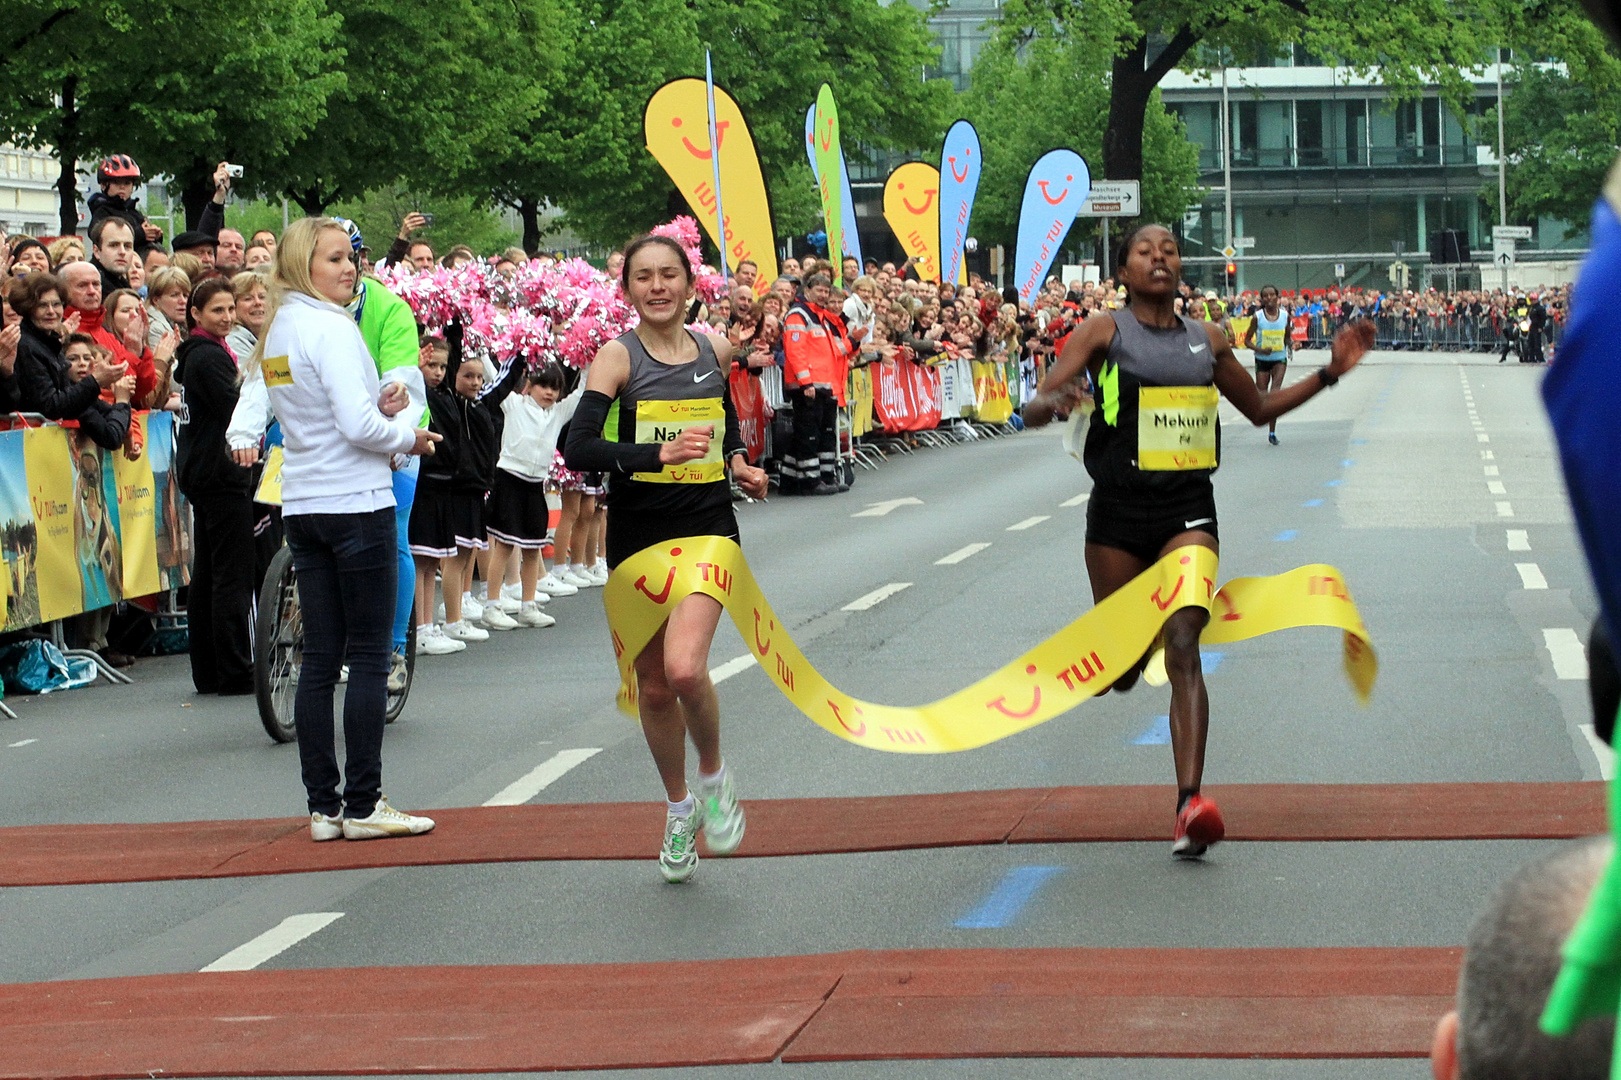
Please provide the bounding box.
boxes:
[112,413,159,600]
[804,105,863,271]
[847,366,874,438]
[728,368,771,464]
[644,78,779,295]
[810,84,847,287]
[938,120,981,287]
[883,162,945,283]
[872,358,942,432]
[1012,149,1092,302]
[971,360,1013,424]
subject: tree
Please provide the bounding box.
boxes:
[453,0,952,252]
[963,1,1199,251]
[1490,49,1621,235]
[0,0,340,234]
[995,0,1597,187]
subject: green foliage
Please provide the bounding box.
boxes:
[1489,59,1621,236]
[226,192,521,256]
[962,0,1200,246]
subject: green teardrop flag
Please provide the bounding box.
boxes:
[813,84,844,288]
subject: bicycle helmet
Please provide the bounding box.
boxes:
[97,155,142,183]
[333,217,364,254]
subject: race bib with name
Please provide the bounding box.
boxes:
[631,398,725,484]
[262,354,294,388]
[1259,328,1286,352]
[1137,385,1218,471]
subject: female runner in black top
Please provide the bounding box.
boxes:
[1023,224,1375,857]
[565,235,769,882]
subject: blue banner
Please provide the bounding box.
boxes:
[938,120,981,286]
[1012,149,1092,303]
[804,104,863,270]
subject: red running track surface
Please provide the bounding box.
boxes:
[0,782,1600,887]
[0,947,1459,1077]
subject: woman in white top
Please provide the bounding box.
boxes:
[251,217,440,843]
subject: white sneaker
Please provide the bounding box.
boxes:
[536,572,578,597]
[444,619,489,643]
[310,811,343,842]
[586,563,609,586]
[659,808,700,882]
[516,601,556,628]
[501,582,523,602]
[559,565,595,588]
[461,593,484,621]
[695,767,746,855]
[342,797,435,840]
[415,624,466,655]
[492,596,521,614]
[481,606,519,631]
[338,664,349,684]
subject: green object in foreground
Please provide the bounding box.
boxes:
[1540,708,1621,1075]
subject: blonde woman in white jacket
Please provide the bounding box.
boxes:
[253,217,441,843]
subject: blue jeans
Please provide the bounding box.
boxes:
[392,458,418,650]
[284,507,396,819]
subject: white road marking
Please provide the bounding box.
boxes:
[1544,629,1589,681]
[1496,501,1514,518]
[709,654,759,684]
[1506,530,1530,551]
[1516,563,1549,590]
[1487,481,1507,495]
[1478,434,1490,443]
[1481,450,1494,460]
[843,583,913,611]
[200,913,344,972]
[483,748,603,807]
[1060,493,1091,508]
[7,739,36,748]
[1484,466,1499,477]
[936,543,992,565]
[851,497,924,518]
[1006,516,1051,532]
[1582,724,1618,780]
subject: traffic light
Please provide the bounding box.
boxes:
[1225,261,1236,276]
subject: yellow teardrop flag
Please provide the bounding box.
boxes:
[644,78,779,296]
[883,162,945,284]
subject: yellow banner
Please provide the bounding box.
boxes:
[883,162,944,284]
[848,367,874,438]
[25,426,81,622]
[971,360,1013,424]
[112,415,160,598]
[255,445,284,505]
[645,78,779,296]
[604,538,1376,754]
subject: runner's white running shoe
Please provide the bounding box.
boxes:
[443,619,489,643]
[660,808,700,882]
[415,624,466,655]
[536,572,578,597]
[310,811,343,842]
[696,768,746,854]
[481,606,519,631]
[342,797,435,840]
[516,602,556,628]
[559,565,595,588]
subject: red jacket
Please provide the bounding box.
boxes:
[783,297,853,405]
[68,305,156,406]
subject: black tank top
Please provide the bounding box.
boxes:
[602,329,731,516]
[1083,308,1220,497]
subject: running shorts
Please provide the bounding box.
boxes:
[1254,356,1286,374]
[606,503,740,570]
[1085,479,1218,565]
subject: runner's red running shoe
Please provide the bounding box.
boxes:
[1172,794,1225,859]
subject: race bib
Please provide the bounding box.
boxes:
[631,398,725,484]
[1138,385,1218,471]
[1259,328,1286,352]
[262,354,294,388]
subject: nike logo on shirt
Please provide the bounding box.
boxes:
[693,370,716,383]
[1185,518,1215,529]
[1188,343,1207,354]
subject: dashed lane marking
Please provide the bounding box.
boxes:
[1487,481,1507,495]
[954,866,1066,929]
[1484,466,1500,477]
[1274,530,1298,542]
[1302,499,1324,508]
[1478,434,1491,443]
[1131,716,1172,746]
[1060,493,1091,508]
[843,583,913,611]
[1507,530,1531,552]
[200,913,345,973]
[1496,501,1514,518]
[710,654,759,684]
[7,739,36,748]
[1006,516,1051,531]
[851,497,924,518]
[483,748,603,807]
[936,543,992,566]
[1543,629,1589,681]
[1516,564,1549,590]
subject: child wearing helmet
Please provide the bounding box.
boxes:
[88,155,162,259]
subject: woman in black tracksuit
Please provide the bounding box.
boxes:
[173,278,254,695]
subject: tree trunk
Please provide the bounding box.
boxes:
[291,186,332,218]
[55,74,79,236]
[1102,26,1202,187]
[519,197,541,256]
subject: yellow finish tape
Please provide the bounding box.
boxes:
[604,537,1376,754]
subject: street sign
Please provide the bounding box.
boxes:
[1492,225,1533,241]
[1233,236,1256,249]
[1076,180,1141,217]
[1334,263,1345,278]
[1493,238,1517,267]
[1221,246,1236,259]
